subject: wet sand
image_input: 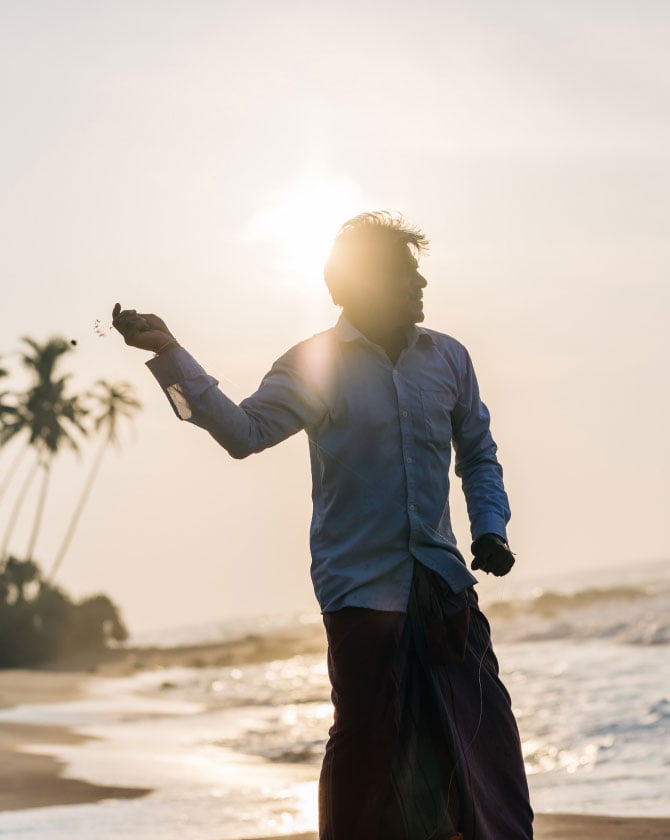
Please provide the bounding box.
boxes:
[1,657,669,837]
[0,637,329,814]
[236,816,670,839]
[0,720,151,811]
[0,667,153,811]
[0,667,96,709]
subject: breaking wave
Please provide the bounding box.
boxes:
[128,567,670,656]
[486,580,670,645]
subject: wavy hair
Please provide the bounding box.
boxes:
[324,211,429,306]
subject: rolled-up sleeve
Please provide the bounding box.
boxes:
[451,347,511,541]
[146,345,326,459]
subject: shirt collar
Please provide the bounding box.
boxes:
[334,313,434,348]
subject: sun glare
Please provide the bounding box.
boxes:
[247,177,364,290]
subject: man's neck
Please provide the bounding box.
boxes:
[344,312,410,365]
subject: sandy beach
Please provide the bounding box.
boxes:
[237,819,670,840]
[0,720,152,812]
[0,669,152,811]
[1,652,668,839]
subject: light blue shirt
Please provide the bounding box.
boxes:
[146,314,510,612]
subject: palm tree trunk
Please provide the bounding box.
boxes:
[49,433,109,581]
[1,454,40,560]
[25,460,51,560]
[0,443,30,507]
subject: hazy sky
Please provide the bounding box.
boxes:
[1,1,668,635]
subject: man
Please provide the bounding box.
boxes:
[112,211,534,840]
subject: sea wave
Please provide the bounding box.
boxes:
[486,581,670,645]
[127,577,670,663]
[487,583,651,618]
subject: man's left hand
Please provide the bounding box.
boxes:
[471,534,515,576]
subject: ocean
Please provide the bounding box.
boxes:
[0,560,668,839]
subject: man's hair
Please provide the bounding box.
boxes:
[324,211,429,306]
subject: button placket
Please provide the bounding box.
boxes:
[395,374,419,535]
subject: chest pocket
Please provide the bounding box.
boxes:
[419,389,453,448]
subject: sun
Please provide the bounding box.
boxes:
[247,176,364,290]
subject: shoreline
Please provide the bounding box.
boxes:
[0,658,668,838]
[0,666,155,813]
[233,818,670,840]
[10,627,328,681]
[0,721,152,812]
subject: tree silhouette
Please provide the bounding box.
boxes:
[0,359,28,507]
[0,556,48,665]
[3,556,40,603]
[69,593,129,650]
[0,337,138,666]
[49,379,141,580]
[0,556,128,666]
[0,337,88,561]
[0,458,40,561]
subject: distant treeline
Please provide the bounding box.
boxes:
[0,555,127,667]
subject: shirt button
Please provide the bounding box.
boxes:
[406,456,413,464]
[401,410,408,417]
[409,504,416,511]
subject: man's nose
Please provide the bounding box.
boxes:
[415,273,427,288]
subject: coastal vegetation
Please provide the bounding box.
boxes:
[0,555,128,667]
[0,336,139,666]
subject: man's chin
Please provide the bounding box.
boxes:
[410,308,425,324]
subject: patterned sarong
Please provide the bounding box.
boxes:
[318,562,534,839]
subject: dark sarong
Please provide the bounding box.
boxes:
[318,562,534,840]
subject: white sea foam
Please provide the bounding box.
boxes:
[1,566,668,837]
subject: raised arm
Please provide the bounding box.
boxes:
[112,304,327,459]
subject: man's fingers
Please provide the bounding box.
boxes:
[111,304,173,351]
[113,308,166,334]
[472,545,515,576]
[113,310,142,328]
[491,552,515,576]
[138,313,170,333]
[111,308,153,346]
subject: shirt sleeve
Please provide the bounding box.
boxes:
[451,346,511,541]
[146,344,327,459]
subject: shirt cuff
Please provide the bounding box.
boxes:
[470,512,509,543]
[145,345,206,387]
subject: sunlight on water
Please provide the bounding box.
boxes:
[292,780,320,831]
[1,582,669,837]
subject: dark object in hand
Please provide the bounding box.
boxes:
[471,533,515,576]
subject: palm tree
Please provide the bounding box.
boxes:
[0,361,26,506]
[0,378,33,511]
[0,440,32,509]
[0,359,8,414]
[49,380,141,580]
[0,337,88,561]
[0,457,41,558]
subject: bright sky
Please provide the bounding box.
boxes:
[1,1,668,635]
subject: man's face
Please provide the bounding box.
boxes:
[345,239,428,328]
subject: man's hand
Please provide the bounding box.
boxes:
[471,534,515,576]
[112,303,178,354]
